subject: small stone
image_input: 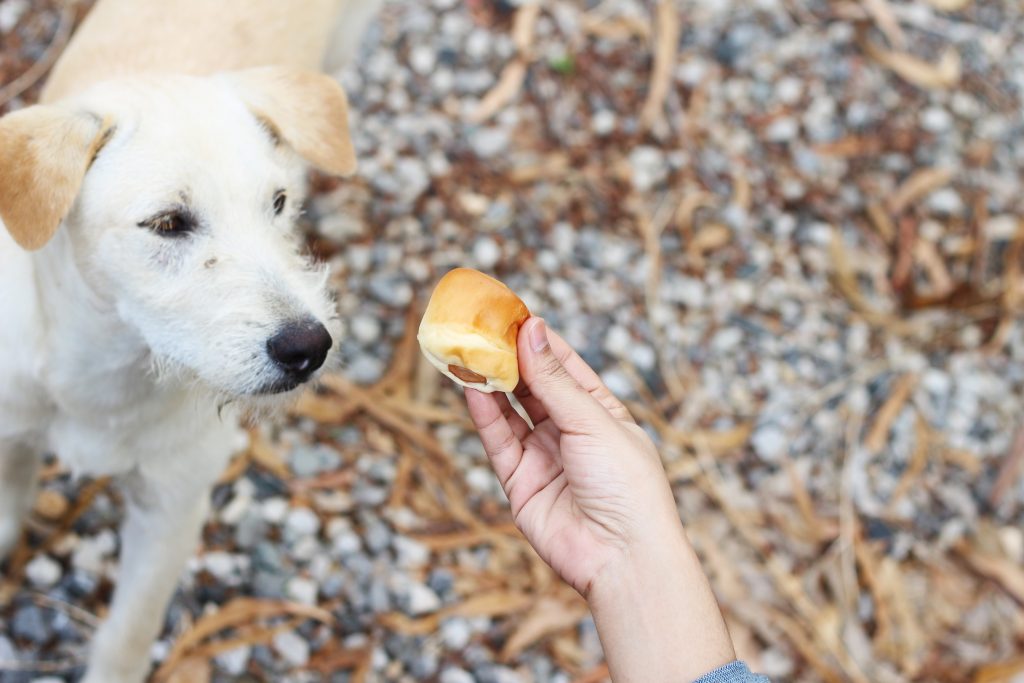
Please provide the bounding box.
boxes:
[405,582,442,616]
[470,127,510,159]
[629,146,667,192]
[203,551,236,582]
[290,443,343,478]
[25,554,61,588]
[286,576,319,605]
[12,605,50,644]
[603,325,632,358]
[215,644,251,676]
[927,188,963,214]
[285,507,321,539]
[985,215,1019,241]
[272,630,310,667]
[591,110,616,136]
[752,424,788,462]
[72,529,117,574]
[409,45,437,75]
[440,668,476,683]
[261,497,290,524]
[393,536,431,568]
[765,116,799,142]
[472,237,502,269]
[394,158,432,203]
[363,519,392,554]
[346,353,386,384]
[0,0,28,33]
[441,617,472,650]
[920,106,953,133]
[351,315,382,344]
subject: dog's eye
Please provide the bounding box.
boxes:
[273,190,287,216]
[137,211,195,237]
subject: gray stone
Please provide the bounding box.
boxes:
[290,443,344,478]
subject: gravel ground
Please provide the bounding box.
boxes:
[2,0,1024,682]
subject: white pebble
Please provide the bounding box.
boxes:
[406,582,443,616]
[472,237,501,269]
[273,630,310,667]
[409,45,436,75]
[920,107,953,133]
[203,551,236,582]
[286,576,319,606]
[351,314,382,344]
[260,497,290,524]
[25,555,61,588]
[591,110,617,136]
[215,645,251,676]
[285,507,321,538]
[752,425,788,462]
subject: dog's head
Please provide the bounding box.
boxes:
[0,68,356,397]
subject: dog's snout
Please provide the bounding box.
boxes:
[267,319,332,380]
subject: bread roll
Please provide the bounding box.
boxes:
[418,268,530,393]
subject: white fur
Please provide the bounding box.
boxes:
[0,6,378,681]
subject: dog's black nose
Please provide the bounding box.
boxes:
[267,319,332,381]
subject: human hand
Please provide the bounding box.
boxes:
[464,317,682,596]
[465,317,737,683]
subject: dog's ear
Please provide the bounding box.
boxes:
[226,67,357,177]
[0,106,112,251]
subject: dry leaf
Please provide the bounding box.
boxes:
[500,596,589,660]
[861,0,906,49]
[888,166,956,214]
[639,1,681,129]
[864,373,918,454]
[863,40,961,90]
[927,0,972,10]
[165,656,211,683]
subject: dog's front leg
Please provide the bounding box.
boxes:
[82,466,211,683]
[0,442,41,562]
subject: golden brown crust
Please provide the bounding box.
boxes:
[417,268,530,392]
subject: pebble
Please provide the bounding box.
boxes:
[591,110,617,135]
[351,314,383,344]
[472,237,502,269]
[25,554,61,588]
[409,44,437,75]
[920,106,953,133]
[12,605,50,644]
[284,507,321,539]
[286,576,319,605]
[290,443,343,478]
[260,497,290,524]
[470,127,510,158]
[215,644,251,676]
[273,630,310,667]
[71,529,117,574]
[752,424,789,462]
[629,146,668,192]
[440,668,476,683]
[404,582,443,616]
[441,617,473,650]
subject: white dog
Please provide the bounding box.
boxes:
[0,1,379,680]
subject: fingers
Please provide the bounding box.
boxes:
[515,318,620,437]
[515,319,636,426]
[465,389,524,485]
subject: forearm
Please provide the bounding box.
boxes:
[587,525,736,683]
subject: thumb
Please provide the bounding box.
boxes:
[518,318,613,435]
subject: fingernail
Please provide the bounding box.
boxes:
[529,318,549,353]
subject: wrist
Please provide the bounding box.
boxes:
[585,524,736,683]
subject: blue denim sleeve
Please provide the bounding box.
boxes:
[693,661,771,683]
